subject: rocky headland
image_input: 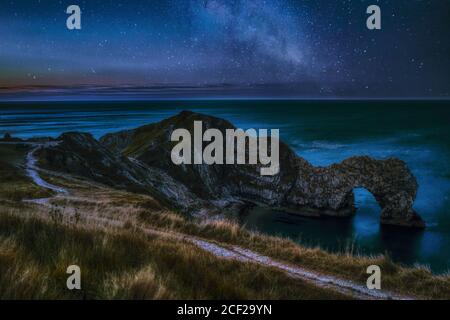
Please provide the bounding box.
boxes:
[31,111,425,228]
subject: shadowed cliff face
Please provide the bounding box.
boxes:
[39,111,425,228]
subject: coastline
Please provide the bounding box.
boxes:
[1,110,449,299]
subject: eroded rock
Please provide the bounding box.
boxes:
[40,111,425,228]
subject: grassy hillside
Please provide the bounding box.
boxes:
[0,146,449,300]
[0,144,53,201]
[0,210,347,300]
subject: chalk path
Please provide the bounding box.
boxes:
[25,142,68,195]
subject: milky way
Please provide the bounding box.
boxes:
[0,0,448,98]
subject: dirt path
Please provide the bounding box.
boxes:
[20,144,414,300]
[158,232,411,300]
[84,214,413,300]
[25,142,68,195]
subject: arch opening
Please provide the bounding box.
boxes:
[353,187,382,215]
[350,188,383,236]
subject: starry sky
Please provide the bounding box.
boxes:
[0,0,449,99]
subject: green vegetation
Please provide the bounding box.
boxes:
[0,144,53,201]
[0,160,53,201]
[0,143,28,164]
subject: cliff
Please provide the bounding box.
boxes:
[37,111,425,228]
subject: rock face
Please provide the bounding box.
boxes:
[37,132,209,213]
[39,111,425,228]
[289,157,424,228]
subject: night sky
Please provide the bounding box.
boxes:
[0,0,449,99]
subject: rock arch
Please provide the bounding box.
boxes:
[44,111,426,229]
[285,156,425,228]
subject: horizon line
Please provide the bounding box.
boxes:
[1,97,450,103]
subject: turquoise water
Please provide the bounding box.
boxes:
[1,100,449,273]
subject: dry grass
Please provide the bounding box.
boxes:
[103,266,172,300]
[0,160,54,201]
[137,210,450,299]
[1,161,449,300]
[0,209,348,300]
